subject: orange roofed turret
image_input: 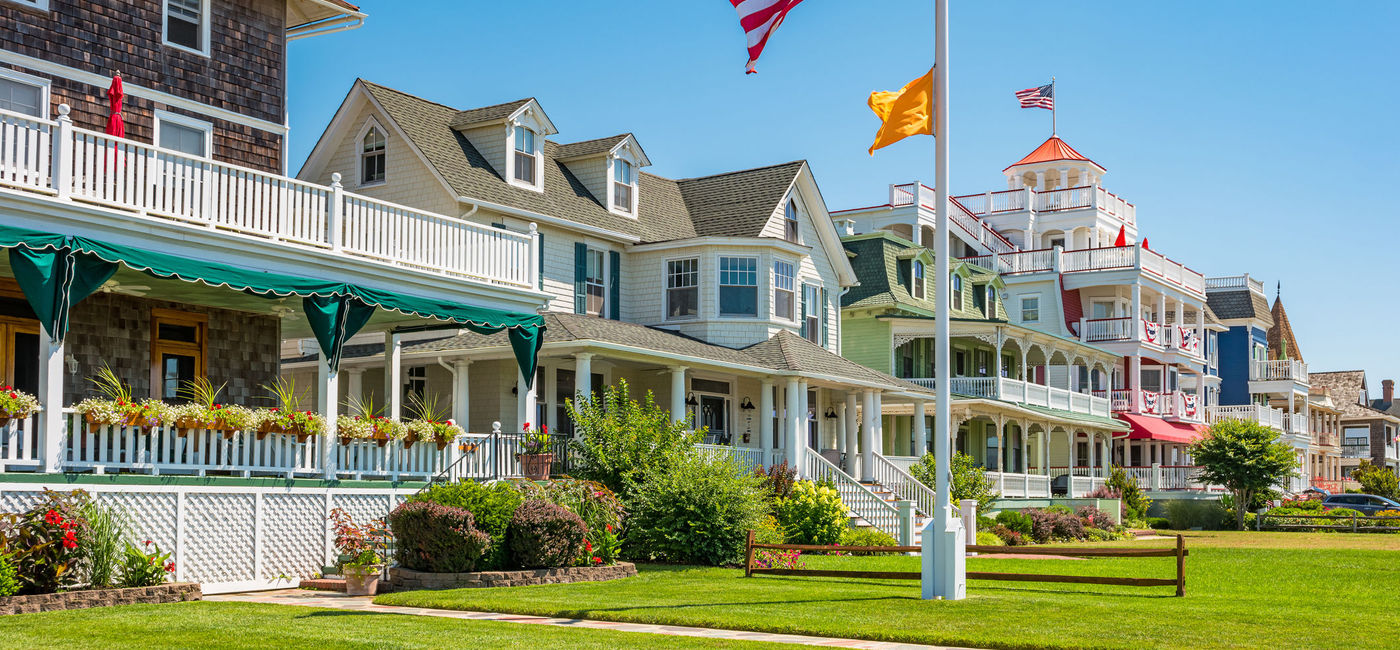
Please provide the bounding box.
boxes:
[1003,136,1103,172]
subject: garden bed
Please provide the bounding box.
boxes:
[386,563,636,591]
[0,583,201,615]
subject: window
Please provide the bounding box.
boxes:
[513,125,536,185]
[404,367,426,418]
[783,200,799,243]
[154,111,211,157]
[164,0,208,55]
[1050,237,1065,249]
[612,159,634,212]
[911,260,925,299]
[803,284,820,343]
[2,1,50,11]
[951,275,963,310]
[360,126,386,185]
[773,261,794,320]
[1021,296,1040,322]
[0,71,46,118]
[986,286,997,318]
[719,257,758,317]
[585,248,606,316]
[666,258,698,320]
[151,309,206,402]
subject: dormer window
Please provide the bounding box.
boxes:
[360,126,386,185]
[911,260,926,299]
[612,159,635,213]
[951,274,964,310]
[783,200,799,243]
[986,286,997,318]
[513,125,537,186]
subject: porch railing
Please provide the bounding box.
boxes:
[1250,359,1309,383]
[872,452,935,518]
[910,376,1110,418]
[804,449,901,539]
[0,416,41,471]
[695,443,766,473]
[0,106,538,290]
[1208,404,1285,430]
[986,471,1052,498]
[1118,465,1225,491]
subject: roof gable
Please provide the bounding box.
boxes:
[1267,296,1302,362]
[1004,136,1103,172]
[840,232,1002,319]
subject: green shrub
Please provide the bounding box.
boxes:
[995,510,1033,537]
[754,515,786,545]
[410,480,522,570]
[1322,507,1366,518]
[0,553,18,597]
[976,531,1004,546]
[909,452,999,513]
[567,380,701,495]
[976,515,995,532]
[773,481,847,545]
[117,541,174,588]
[507,500,588,569]
[624,454,767,566]
[1351,461,1399,500]
[0,489,91,594]
[838,527,898,554]
[1165,499,1228,530]
[79,500,127,589]
[1107,466,1152,521]
[1044,504,1074,516]
[388,501,492,572]
[1084,527,1113,542]
[1147,517,1172,530]
[512,478,625,563]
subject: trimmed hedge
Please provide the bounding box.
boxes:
[387,501,492,573]
[507,499,588,569]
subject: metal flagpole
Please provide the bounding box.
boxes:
[923,0,966,601]
[1051,76,1056,136]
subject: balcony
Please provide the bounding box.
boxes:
[904,376,1111,418]
[1341,442,1370,459]
[0,107,537,291]
[889,183,1018,255]
[1109,389,1204,422]
[1205,274,1265,295]
[1208,405,1311,437]
[1119,465,1224,492]
[1249,360,1309,384]
[952,184,1136,227]
[962,244,1206,298]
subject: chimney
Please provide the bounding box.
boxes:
[1384,379,1394,404]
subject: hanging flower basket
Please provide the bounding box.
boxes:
[255,408,325,443]
[74,398,171,433]
[334,414,403,447]
[403,419,465,451]
[0,386,39,427]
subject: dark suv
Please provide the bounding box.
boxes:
[1321,494,1400,515]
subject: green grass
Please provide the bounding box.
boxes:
[0,600,801,649]
[377,531,1400,650]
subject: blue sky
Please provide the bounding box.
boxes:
[287,1,1400,390]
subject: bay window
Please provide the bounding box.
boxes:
[719,257,757,317]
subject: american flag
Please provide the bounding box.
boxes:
[731,0,804,74]
[1015,83,1054,110]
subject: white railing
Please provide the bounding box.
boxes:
[1250,359,1309,383]
[695,443,766,473]
[889,183,1016,256]
[1061,246,1136,273]
[1118,465,1223,492]
[872,452,935,518]
[805,449,901,539]
[66,415,322,478]
[0,106,538,290]
[905,376,1109,417]
[1082,316,1134,342]
[336,436,466,481]
[1284,413,1309,436]
[1034,185,1095,212]
[1209,404,1285,430]
[1094,186,1136,224]
[948,377,997,399]
[953,184,1134,225]
[1205,274,1265,295]
[986,471,1052,498]
[961,248,1055,275]
[0,417,40,471]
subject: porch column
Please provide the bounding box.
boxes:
[785,378,802,473]
[797,381,810,466]
[451,360,471,431]
[861,389,876,480]
[1102,435,1111,476]
[317,355,339,480]
[1039,429,1049,474]
[1131,283,1142,340]
[517,367,537,432]
[873,391,885,454]
[345,368,365,410]
[844,392,859,471]
[836,401,848,456]
[543,364,558,432]
[913,401,928,457]
[760,379,775,464]
[669,366,687,424]
[384,331,402,420]
[1129,355,1143,413]
[998,415,1008,472]
[574,353,593,403]
[37,330,65,474]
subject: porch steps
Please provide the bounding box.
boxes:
[833,479,929,545]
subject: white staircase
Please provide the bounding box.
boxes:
[804,449,947,544]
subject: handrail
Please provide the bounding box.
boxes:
[804,448,901,539]
[872,452,936,518]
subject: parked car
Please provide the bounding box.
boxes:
[1321,494,1400,516]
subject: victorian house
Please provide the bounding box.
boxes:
[1310,370,1400,478]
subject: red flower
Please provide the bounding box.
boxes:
[165,561,175,573]
[522,422,530,432]
[7,392,15,399]
[592,556,602,565]
[542,424,548,434]
[44,509,61,525]
[605,524,612,533]
[62,529,77,549]
[144,539,152,546]
[585,540,592,552]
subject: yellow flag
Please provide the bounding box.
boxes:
[867,67,936,155]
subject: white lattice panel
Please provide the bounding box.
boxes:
[96,491,177,553]
[262,493,326,581]
[0,491,42,514]
[185,493,257,586]
[331,493,394,525]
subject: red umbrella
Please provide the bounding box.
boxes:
[1113,225,1127,247]
[1141,238,1149,250]
[105,73,124,138]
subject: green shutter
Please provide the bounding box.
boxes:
[821,287,829,347]
[608,250,620,320]
[574,242,587,314]
[799,283,809,339]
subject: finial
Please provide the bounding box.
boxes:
[1276,281,1280,299]
[330,172,342,188]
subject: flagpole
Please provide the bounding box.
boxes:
[923,0,966,602]
[1051,76,1056,136]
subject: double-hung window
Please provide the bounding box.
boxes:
[513,126,536,185]
[985,286,997,318]
[803,284,820,343]
[165,0,208,55]
[951,275,963,310]
[585,249,606,316]
[612,159,634,212]
[0,71,46,118]
[155,111,211,158]
[719,257,758,317]
[1021,296,1039,322]
[783,200,799,243]
[911,260,925,299]
[666,258,698,320]
[773,261,795,321]
[360,126,386,184]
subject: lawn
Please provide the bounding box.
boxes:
[0,600,802,649]
[377,531,1400,650]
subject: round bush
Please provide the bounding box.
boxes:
[838,526,898,555]
[773,481,848,545]
[1147,517,1172,530]
[507,499,588,569]
[409,480,523,570]
[387,501,492,573]
[1322,507,1366,518]
[994,510,1033,537]
[0,553,18,597]
[1085,527,1114,542]
[976,531,1004,546]
[989,524,1027,546]
[625,453,768,566]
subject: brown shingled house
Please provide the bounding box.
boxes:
[1309,370,1400,477]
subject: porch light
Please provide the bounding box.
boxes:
[685,392,699,406]
[823,407,838,419]
[740,397,755,410]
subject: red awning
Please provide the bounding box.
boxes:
[1120,413,1207,444]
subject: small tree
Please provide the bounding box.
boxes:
[1351,461,1399,499]
[1107,466,1152,522]
[1190,419,1298,530]
[909,451,1000,513]
[566,379,703,496]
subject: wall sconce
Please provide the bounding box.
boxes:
[740,397,755,410]
[824,407,838,419]
[685,392,699,406]
[65,354,80,375]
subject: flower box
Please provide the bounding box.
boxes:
[519,453,553,480]
[0,386,39,426]
[258,420,314,443]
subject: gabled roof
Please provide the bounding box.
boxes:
[1205,289,1273,327]
[679,161,806,239]
[448,99,537,130]
[1267,296,1302,362]
[556,135,632,160]
[839,232,1000,319]
[1004,136,1103,172]
[1309,370,1385,420]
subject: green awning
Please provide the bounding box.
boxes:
[0,223,544,386]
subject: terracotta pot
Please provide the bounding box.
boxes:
[342,564,382,596]
[520,453,552,480]
[435,439,450,451]
[402,431,419,449]
[370,430,391,447]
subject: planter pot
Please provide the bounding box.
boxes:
[342,565,382,596]
[370,430,392,447]
[403,431,419,449]
[435,439,450,451]
[520,453,553,480]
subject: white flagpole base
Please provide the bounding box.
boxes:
[921,510,966,600]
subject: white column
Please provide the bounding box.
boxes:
[542,364,558,432]
[815,389,828,448]
[451,360,471,430]
[760,379,775,463]
[844,392,859,471]
[873,391,885,455]
[785,378,802,473]
[836,401,848,456]
[517,367,537,431]
[1131,283,1142,340]
[1087,432,1097,476]
[36,329,65,474]
[797,381,810,467]
[345,368,365,410]
[861,389,876,480]
[1035,170,1046,190]
[1130,355,1143,413]
[574,353,593,403]
[317,355,339,480]
[1058,167,1070,189]
[669,366,687,424]
[913,401,928,457]
[384,331,402,420]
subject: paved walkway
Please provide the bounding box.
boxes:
[209,589,969,650]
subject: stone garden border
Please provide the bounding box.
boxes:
[386,562,637,591]
[0,583,202,615]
